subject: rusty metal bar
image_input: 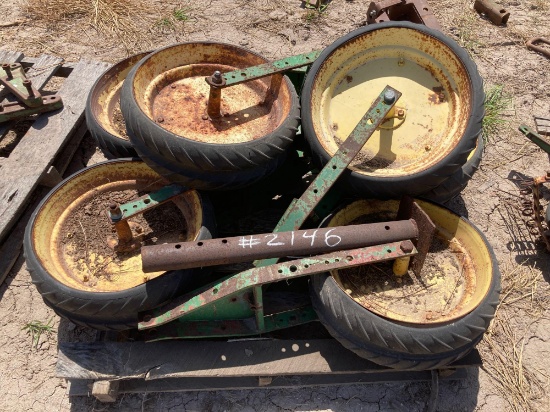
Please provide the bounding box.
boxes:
[138,240,417,329]
[474,0,510,26]
[526,37,550,60]
[367,0,441,31]
[141,220,418,272]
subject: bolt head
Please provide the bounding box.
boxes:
[397,109,405,117]
[383,90,396,104]
[400,240,414,253]
[369,10,377,18]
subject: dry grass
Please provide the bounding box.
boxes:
[23,0,160,52]
[479,261,549,411]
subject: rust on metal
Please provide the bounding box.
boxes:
[141,220,418,272]
[367,0,441,31]
[397,196,436,276]
[134,43,293,145]
[138,241,417,329]
[474,0,510,26]
[526,38,550,60]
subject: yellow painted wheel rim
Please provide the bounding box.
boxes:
[327,199,494,325]
[132,43,293,145]
[310,26,473,177]
[31,160,204,292]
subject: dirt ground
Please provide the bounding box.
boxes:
[1,0,549,411]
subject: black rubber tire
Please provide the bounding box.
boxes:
[421,134,484,203]
[86,52,150,158]
[120,42,300,186]
[309,203,500,370]
[131,133,288,191]
[301,22,485,199]
[24,160,217,330]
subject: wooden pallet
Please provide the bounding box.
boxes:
[0,50,110,284]
[58,337,480,404]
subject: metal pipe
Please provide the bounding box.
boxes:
[474,0,510,25]
[141,220,418,272]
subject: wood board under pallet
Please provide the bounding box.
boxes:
[58,338,480,403]
[0,50,110,284]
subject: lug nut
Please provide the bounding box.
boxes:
[400,240,414,253]
[397,109,405,117]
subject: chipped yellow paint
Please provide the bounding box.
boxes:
[31,160,205,293]
[310,26,472,177]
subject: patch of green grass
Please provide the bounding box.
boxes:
[155,17,175,30]
[303,10,321,23]
[22,318,56,348]
[483,85,513,143]
[172,7,191,22]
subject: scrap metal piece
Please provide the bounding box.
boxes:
[106,184,189,223]
[519,125,550,154]
[138,241,418,329]
[141,220,418,272]
[534,117,550,136]
[526,37,550,60]
[212,50,322,88]
[397,196,436,276]
[0,95,63,123]
[474,0,510,26]
[367,0,441,31]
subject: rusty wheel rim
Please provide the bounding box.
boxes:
[130,42,293,144]
[31,160,204,292]
[310,26,473,177]
[91,52,150,141]
[326,199,494,325]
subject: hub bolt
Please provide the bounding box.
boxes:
[397,109,405,117]
[212,70,224,85]
[400,240,414,253]
[383,90,396,104]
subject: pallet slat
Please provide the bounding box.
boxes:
[0,58,110,244]
[57,340,481,381]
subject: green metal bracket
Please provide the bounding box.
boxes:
[139,240,416,329]
[219,50,322,88]
[145,306,318,340]
[520,125,550,154]
[111,184,188,221]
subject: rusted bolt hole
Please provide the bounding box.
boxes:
[313,189,318,194]
[213,288,219,294]
[197,241,204,246]
[144,199,151,204]
[278,269,283,273]
[133,205,137,209]
[325,260,330,264]
[289,265,297,272]
[385,225,390,230]
[335,258,340,262]
[387,249,392,253]
[332,165,336,169]
[241,72,247,77]
[222,239,228,244]
[346,256,353,261]
[304,264,309,268]
[231,297,237,302]
[175,244,181,249]
[423,7,428,11]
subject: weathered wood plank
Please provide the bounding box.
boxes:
[67,369,468,397]
[0,59,109,244]
[24,54,64,90]
[0,187,48,285]
[57,340,481,381]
